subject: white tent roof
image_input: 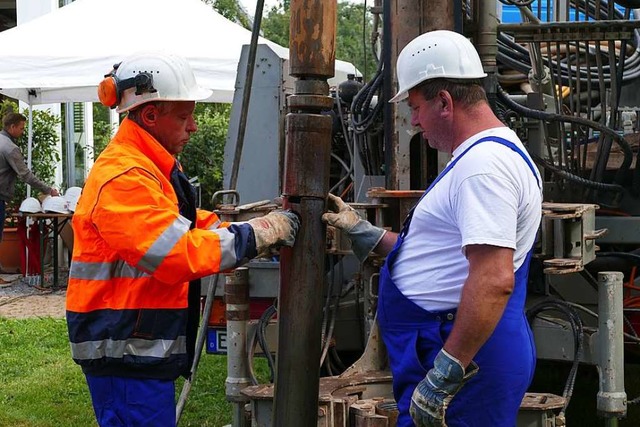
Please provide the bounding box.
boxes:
[0,0,360,104]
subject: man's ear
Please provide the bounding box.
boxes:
[437,90,454,117]
[139,104,158,126]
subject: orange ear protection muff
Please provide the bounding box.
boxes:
[97,62,157,109]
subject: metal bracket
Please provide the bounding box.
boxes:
[539,203,607,275]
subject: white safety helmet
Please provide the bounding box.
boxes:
[42,196,70,214]
[390,30,487,103]
[19,197,43,213]
[98,52,213,113]
[64,186,82,212]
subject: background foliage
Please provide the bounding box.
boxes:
[0,100,61,216]
[92,103,114,161]
[89,0,377,212]
[179,103,231,210]
[204,0,251,29]
[262,1,377,80]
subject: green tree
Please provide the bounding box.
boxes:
[203,0,252,29]
[92,103,114,161]
[336,2,377,80]
[262,2,290,47]
[0,100,60,213]
[262,1,377,80]
[178,103,231,210]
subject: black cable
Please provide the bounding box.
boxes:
[529,151,625,193]
[257,303,277,382]
[496,2,640,87]
[323,352,335,376]
[350,58,384,175]
[321,254,341,369]
[331,92,356,194]
[351,58,384,139]
[598,252,640,265]
[329,345,347,372]
[496,100,625,203]
[498,0,536,7]
[497,33,640,87]
[497,84,632,188]
[527,299,584,416]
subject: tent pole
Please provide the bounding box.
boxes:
[27,104,33,198]
[25,103,33,281]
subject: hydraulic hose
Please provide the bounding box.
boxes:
[530,151,625,192]
[497,84,633,187]
[257,303,277,382]
[527,299,584,418]
[496,0,640,86]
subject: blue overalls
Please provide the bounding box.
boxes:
[377,137,540,427]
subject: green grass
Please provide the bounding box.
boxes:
[0,317,261,427]
[3,317,640,427]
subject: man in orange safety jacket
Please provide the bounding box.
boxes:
[66,53,300,427]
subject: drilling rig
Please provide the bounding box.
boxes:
[205,0,640,425]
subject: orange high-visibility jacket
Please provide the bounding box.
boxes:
[66,118,256,380]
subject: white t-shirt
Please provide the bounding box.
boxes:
[390,127,542,311]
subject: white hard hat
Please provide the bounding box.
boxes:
[64,186,82,212]
[390,30,487,103]
[42,196,70,214]
[99,52,213,114]
[19,197,42,213]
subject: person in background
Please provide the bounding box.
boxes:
[66,52,300,427]
[323,30,542,426]
[0,112,59,241]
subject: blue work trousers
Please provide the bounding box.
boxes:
[85,375,176,427]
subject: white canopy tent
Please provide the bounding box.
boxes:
[0,0,359,105]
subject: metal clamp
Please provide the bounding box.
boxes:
[211,190,240,208]
[539,202,602,274]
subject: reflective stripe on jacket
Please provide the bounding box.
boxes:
[66,118,256,380]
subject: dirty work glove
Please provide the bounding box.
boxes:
[322,193,386,262]
[410,349,479,427]
[247,210,301,256]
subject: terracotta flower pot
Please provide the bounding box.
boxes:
[0,227,22,273]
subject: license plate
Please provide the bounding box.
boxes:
[206,327,227,354]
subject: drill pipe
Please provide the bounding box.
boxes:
[273,2,335,425]
[274,112,332,426]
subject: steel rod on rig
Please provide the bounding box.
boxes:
[272,1,337,425]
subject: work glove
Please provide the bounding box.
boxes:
[322,193,386,262]
[247,210,301,256]
[410,349,479,427]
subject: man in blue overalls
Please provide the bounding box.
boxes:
[323,30,542,426]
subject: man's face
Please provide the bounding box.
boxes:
[7,121,26,139]
[407,88,452,153]
[151,101,198,155]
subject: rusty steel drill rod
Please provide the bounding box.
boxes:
[273,1,336,424]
